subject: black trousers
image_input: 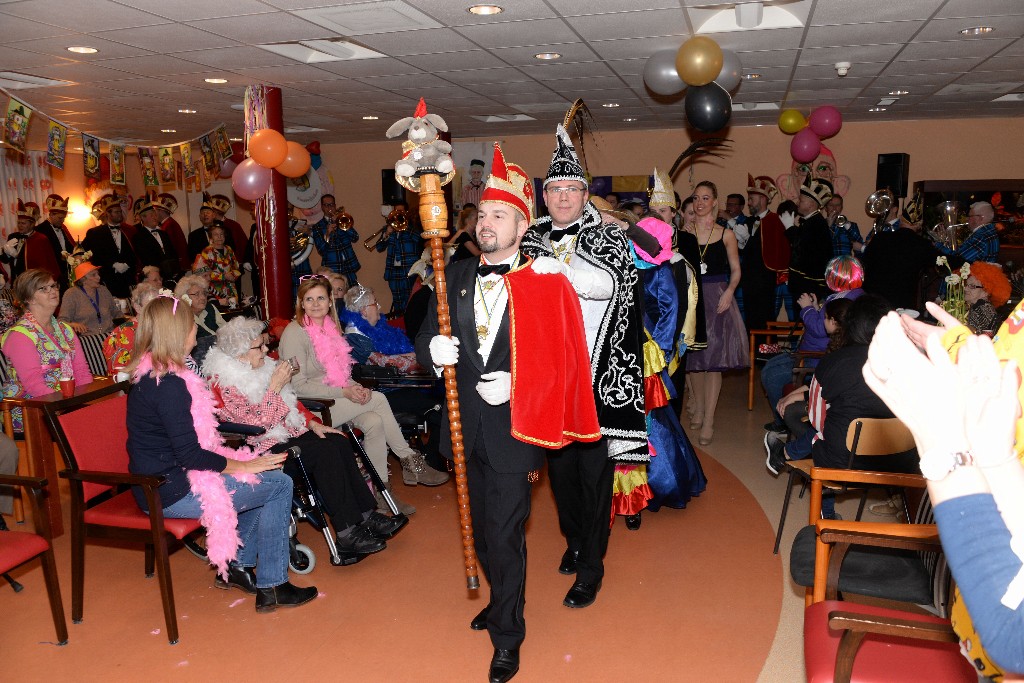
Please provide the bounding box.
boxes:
[279,431,375,531]
[467,436,532,650]
[546,438,613,585]
[742,272,778,333]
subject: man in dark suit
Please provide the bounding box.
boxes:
[187,193,235,262]
[740,174,789,332]
[82,194,137,298]
[35,194,77,290]
[132,193,179,282]
[416,144,598,683]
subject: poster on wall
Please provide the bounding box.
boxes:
[3,99,32,154]
[158,146,175,184]
[45,120,67,170]
[180,143,195,179]
[137,146,158,187]
[83,134,101,180]
[213,125,232,162]
[109,144,126,185]
[451,141,496,213]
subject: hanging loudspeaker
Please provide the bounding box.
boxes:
[876,153,910,199]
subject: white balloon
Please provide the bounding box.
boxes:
[714,49,743,93]
[643,48,686,96]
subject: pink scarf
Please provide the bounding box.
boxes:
[133,354,259,579]
[303,315,353,387]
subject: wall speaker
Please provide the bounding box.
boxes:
[876,153,910,198]
[381,169,406,206]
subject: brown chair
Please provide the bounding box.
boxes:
[773,417,917,554]
[45,381,202,645]
[0,473,68,645]
[801,468,975,682]
[1,398,28,523]
[748,321,803,410]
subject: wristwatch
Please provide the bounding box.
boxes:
[919,449,974,481]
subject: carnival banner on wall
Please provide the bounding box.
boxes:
[198,134,217,175]
[45,120,67,170]
[109,144,126,186]
[83,134,101,180]
[213,125,232,163]
[137,146,158,187]
[158,146,175,184]
[4,99,31,154]
[180,143,195,179]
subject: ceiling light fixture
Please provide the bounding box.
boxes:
[743,73,762,80]
[161,129,176,133]
[602,103,620,108]
[735,2,764,29]
[959,26,994,36]
[67,46,98,54]
[362,115,379,120]
[534,52,561,60]
[204,77,228,84]
[468,4,503,15]
[229,137,243,141]
[622,117,638,122]
[888,89,909,95]
[178,108,197,114]
[868,107,887,112]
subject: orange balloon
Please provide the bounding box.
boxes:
[276,141,312,178]
[675,36,724,87]
[248,128,288,168]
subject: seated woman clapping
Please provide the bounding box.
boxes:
[202,317,404,560]
[125,295,316,612]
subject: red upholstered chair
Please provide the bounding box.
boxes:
[45,382,202,645]
[0,473,68,645]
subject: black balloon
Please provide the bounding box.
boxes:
[684,82,732,132]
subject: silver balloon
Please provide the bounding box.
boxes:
[714,49,742,93]
[643,48,686,96]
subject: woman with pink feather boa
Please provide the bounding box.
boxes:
[125,295,318,613]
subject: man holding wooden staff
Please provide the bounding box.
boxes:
[416,143,599,683]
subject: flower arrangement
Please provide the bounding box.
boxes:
[937,255,970,323]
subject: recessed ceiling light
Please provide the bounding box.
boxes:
[534,52,561,60]
[888,89,909,95]
[204,78,228,84]
[868,107,887,112]
[67,46,98,54]
[229,137,243,142]
[602,103,620,108]
[178,108,197,114]
[362,115,379,120]
[959,26,994,35]
[622,117,638,122]
[467,4,503,15]
[743,73,762,80]
[161,129,177,133]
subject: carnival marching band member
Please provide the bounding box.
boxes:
[520,125,647,610]
[416,143,599,683]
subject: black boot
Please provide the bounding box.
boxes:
[214,565,257,594]
[255,581,318,613]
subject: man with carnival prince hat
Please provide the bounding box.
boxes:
[520,124,647,611]
[739,174,790,332]
[416,143,599,683]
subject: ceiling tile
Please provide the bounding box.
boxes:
[187,12,333,43]
[356,28,481,56]
[936,0,1024,19]
[978,54,1024,71]
[518,60,613,81]
[914,15,1024,42]
[454,18,572,49]
[734,49,800,69]
[881,57,987,76]
[114,0,272,22]
[491,42,599,66]
[798,44,903,66]
[354,72,450,90]
[0,11,74,41]
[606,59,648,77]
[804,21,924,49]
[554,0,682,16]
[566,8,688,42]
[0,0,168,32]
[0,44,75,69]
[588,36,683,61]
[177,46,311,70]
[715,28,805,53]
[312,57,421,78]
[94,54,212,79]
[901,37,1014,61]
[17,33,155,60]
[409,0,557,26]
[809,0,944,26]
[400,50,507,73]
[97,23,240,53]
[436,67,532,86]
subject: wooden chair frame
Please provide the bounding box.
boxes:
[748,321,803,411]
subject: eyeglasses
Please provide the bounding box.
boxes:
[299,274,327,282]
[545,186,585,196]
[964,283,986,290]
[249,342,268,350]
[36,283,59,293]
[967,214,985,219]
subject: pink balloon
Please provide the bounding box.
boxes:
[790,128,821,164]
[808,105,842,139]
[218,157,238,179]
[231,158,272,201]
[229,141,245,165]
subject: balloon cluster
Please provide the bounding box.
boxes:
[642,36,740,133]
[230,129,312,201]
[778,106,843,163]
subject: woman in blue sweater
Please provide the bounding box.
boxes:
[126,295,317,613]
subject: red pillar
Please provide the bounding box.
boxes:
[254,86,292,320]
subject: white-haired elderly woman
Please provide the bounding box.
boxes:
[102,281,161,374]
[203,316,404,560]
[175,274,225,339]
[339,284,421,372]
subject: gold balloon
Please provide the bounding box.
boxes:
[778,109,807,135]
[675,36,724,87]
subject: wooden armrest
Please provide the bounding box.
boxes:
[0,473,46,489]
[59,469,166,488]
[829,610,957,642]
[817,520,939,545]
[811,467,925,489]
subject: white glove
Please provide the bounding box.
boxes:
[531,255,568,276]
[476,371,511,406]
[3,238,19,257]
[243,262,253,272]
[381,204,392,218]
[429,335,459,367]
[780,211,796,229]
[113,262,129,274]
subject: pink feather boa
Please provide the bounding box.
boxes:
[303,315,353,387]
[132,354,259,579]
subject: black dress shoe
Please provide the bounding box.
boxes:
[563,580,601,608]
[557,549,578,575]
[470,604,491,631]
[625,513,642,530]
[214,565,257,595]
[362,511,407,540]
[255,581,318,613]
[337,524,387,555]
[488,647,520,683]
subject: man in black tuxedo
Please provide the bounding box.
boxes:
[81,194,136,298]
[416,144,597,683]
[188,193,235,262]
[132,194,179,282]
[35,194,76,291]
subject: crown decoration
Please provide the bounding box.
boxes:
[44,194,69,214]
[16,199,40,221]
[800,175,833,208]
[156,192,178,214]
[90,193,121,220]
[649,167,675,209]
[202,192,232,215]
[544,124,586,187]
[481,143,534,221]
[902,190,923,224]
[747,173,779,203]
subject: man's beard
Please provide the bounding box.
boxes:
[477,230,516,254]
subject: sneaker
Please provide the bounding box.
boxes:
[764,421,787,435]
[400,450,450,486]
[336,524,386,555]
[362,510,407,540]
[868,497,900,516]
[764,432,787,476]
[821,511,843,521]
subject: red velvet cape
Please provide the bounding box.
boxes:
[505,264,601,448]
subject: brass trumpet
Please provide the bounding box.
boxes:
[865,189,894,234]
[363,207,408,250]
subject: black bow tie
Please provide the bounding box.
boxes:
[477,263,510,277]
[109,226,119,231]
[549,224,580,242]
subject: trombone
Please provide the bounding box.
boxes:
[364,206,408,250]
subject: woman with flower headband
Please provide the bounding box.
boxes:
[1,269,92,430]
[279,275,448,515]
[125,294,317,612]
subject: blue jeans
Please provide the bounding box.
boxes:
[162,470,293,588]
[761,353,797,423]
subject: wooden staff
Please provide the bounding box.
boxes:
[417,171,479,590]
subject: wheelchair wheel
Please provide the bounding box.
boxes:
[182,531,209,560]
[289,543,316,574]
